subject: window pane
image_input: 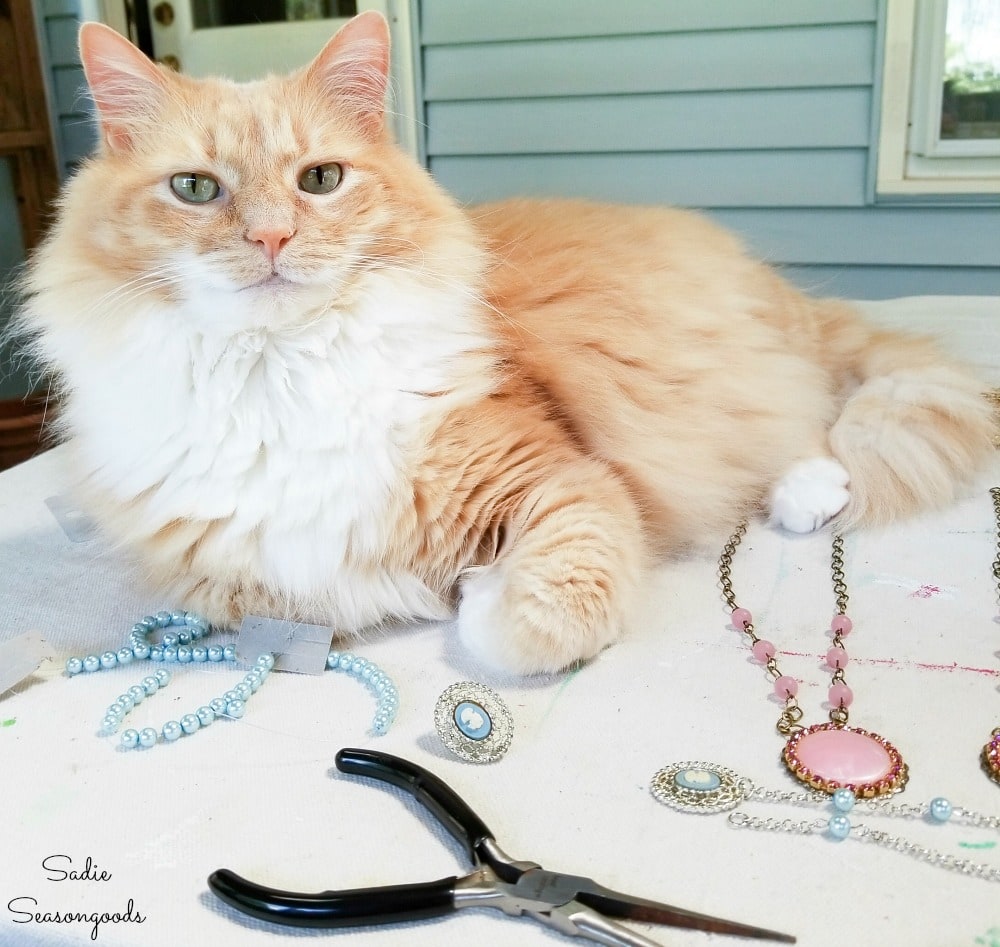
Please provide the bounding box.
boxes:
[192,0,357,28]
[942,0,1000,140]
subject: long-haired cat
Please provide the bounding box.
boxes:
[16,13,996,673]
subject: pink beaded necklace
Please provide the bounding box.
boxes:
[983,486,1000,786]
[719,526,908,799]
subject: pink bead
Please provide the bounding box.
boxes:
[751,639,776,662]
[774,675,798,699]
[826,646,848,669]
[829,682,854,708]
[831,615,853,636]
[731,607,752,631]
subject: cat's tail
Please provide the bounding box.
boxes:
[817,299,996,529]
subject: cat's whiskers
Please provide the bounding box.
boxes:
[82,265,189,318]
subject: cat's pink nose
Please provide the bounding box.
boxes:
[246,225,295,262]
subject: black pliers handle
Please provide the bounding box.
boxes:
[208,748,795,943]
[209,747,533,928]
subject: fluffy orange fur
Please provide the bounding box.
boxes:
[18,14,996,673]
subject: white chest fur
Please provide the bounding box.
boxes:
[60,272,493,623]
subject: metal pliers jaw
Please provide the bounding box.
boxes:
[208,748,795,945]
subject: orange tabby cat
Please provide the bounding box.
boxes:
[17,13,995,673]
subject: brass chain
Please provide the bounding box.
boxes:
[992,487,1000,590]
[719,524,851,735]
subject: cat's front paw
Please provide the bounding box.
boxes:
[768,457,850,533]
[456,557,624,675]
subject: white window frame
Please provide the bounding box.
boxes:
[876,0,1000,195]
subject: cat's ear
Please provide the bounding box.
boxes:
[79,23,169,153]
[305,11,390,138]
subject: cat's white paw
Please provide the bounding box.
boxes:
[768,457,850,533]
[457,557,622,675]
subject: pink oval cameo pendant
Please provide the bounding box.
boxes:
[983,728,1000,786]
[783,722,908,797]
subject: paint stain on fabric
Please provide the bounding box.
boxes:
[958,839,997,850]
[868,573,958,599]
[974,927,1000,947]
[538,667,581,726]
[777,651,999,677]
[1,718,15,728]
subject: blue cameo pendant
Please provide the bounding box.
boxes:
[434,682,513,764]
[650,761,749,813]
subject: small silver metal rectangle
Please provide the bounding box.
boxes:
[236,616,332,675]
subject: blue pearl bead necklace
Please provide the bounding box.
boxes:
[66,611,399,748]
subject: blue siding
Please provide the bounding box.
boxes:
[419,0,1000,299]
[38,0,96,177]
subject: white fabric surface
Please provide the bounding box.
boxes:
[1,296,999,947]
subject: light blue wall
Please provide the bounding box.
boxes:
[42,0,97,177]
[419,0,1000,299]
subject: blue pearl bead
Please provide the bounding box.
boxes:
[100,650,118,669]
[83,655,101,672]
[226,699,246,719]
[149,647,164,661]
[131,622,149,637]
[222,690,240,704]
[177,629,192,645]
[257,653,275,671]
[176,646,192,663]
[350,658,367,676]
[163,647,178,662]
[116,648,133,665]
[170,610,188,625]
[209,697,228,715]
[120,729,140,750]
[233,682,252,700]
[207,646,224,662]
[155,611,172,627]
[180,714,200,734]
[929,797,953,822]
[141,676,159,695]
[222,645,236,662]
[140,616,158,630]
[191,646,208,662]
[161,632,179,648]
[828,814,852,840]
[66,657,83,675]
[245,675,261,694]
[132,643,151,660]
[832,788,856,813]
[138,727,158,747]
[113,695,134,713]
[196,706,215,726]
[326,651,340,669]
[188,618,209,637]
[101,716,120,734]
[338,653,354,670]
[162,720,182,741]
[154,668,171,686]
[127,685,146,704]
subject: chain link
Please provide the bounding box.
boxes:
[991,486,1000,587]
[728,810,1000,882]
[719,522,852,732]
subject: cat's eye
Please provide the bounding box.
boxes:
[170,172,221,204]
[299,163,343,195]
